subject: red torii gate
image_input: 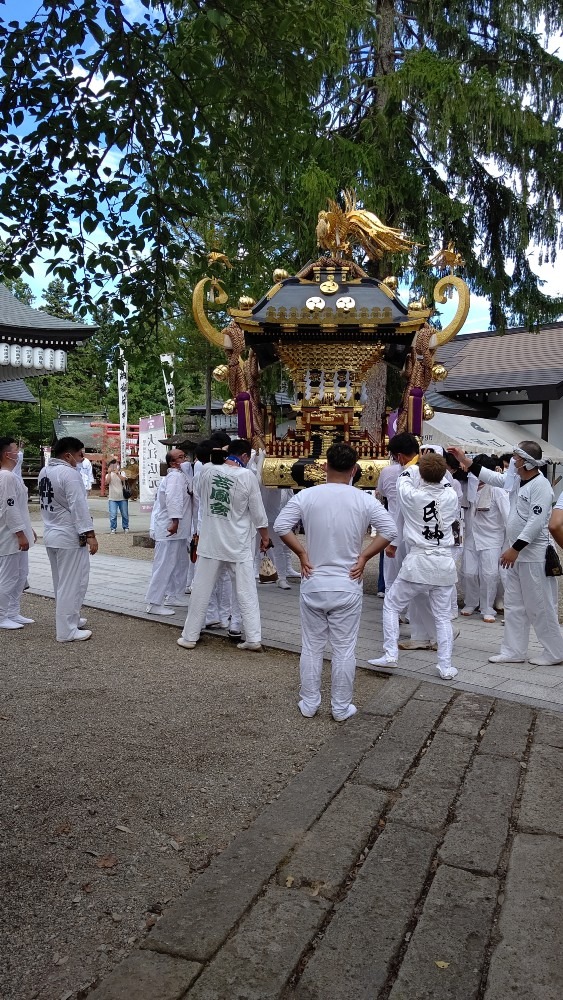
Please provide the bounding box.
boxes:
[90,421,140,496]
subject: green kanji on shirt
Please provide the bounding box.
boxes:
[209,473,233,516]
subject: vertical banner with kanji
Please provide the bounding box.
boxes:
[118,348,128,468]
[138,413,167,512]
[160,354,176,435]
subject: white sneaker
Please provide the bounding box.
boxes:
[237,641,262,651]
[377,591,385,599]
[488,653,525,663]
[110,529,116,534]
[287,568,301,579]
[277,579,291,590]
[12,614,35,624]
[0,618,24,629]
[57,629,92,642]
[365,655,398,668]
[528,655,563,666]
[436,664,458,680]
[332,704,357,722]
[177,637,197,649]
[298,700,317,718]
[146,604,175,616]
[164,595,190,607]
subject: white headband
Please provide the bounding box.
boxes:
[513,446,547,470]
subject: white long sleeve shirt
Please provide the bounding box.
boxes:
[478,467,552,561]
[38,459,93,548]
[152,467,193,541]
[197,463,268,561]
[0,469,34,555]
[274,482,397,595]
[396,469,459,585]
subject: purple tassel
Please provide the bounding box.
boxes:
[236,391,254,439]
[407,387,424,435]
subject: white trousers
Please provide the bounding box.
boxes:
[206,565,241,629]
[46,546,90,641]
[500,562,563,661]
[384,579,453,670]
[299,589,362,719]
[0,550,28,620]
[145,538,189,605]
[182,555,260,643]
[463,545,502,616]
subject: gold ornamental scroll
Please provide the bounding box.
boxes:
[429,275,470,348]
[192,277,233,350]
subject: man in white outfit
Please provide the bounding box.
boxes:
[77,455,95,493]
[368,453,460,679]
[178,438,271,651]
[450,441,563,666]
[0,437,36,629]
[274,443,397,721]
[145,448,193,615]
[38,436,98,642]
[461,455,510,622]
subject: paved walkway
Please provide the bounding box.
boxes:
[27,545,563,713]
[80,675,562,1000]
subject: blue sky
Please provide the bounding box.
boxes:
[3,0,562,335]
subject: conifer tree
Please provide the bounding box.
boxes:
[0,1,561,330]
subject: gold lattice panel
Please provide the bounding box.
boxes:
[276,341,385,382]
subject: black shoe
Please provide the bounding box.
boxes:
[228,629,242,640]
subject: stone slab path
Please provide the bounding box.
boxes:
[77,676,562,1000]
[27,546,563,712]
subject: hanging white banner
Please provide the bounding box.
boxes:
[138,413,167,511]
[117,349,128,468]
[160,353,176,433]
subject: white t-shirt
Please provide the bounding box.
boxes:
[468,484,510,551]
[197,463,268,562]
[274,482,397,594]
[0,469,34,555]
[376,463,402,520]
[38,459,93,548]
[152,468,193,541]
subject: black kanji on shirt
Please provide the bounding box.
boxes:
[39,476,55,512]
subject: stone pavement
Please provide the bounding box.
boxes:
[78,675,562,1000]
[27,543,563,712]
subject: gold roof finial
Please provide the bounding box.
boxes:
[316,190,418,261]
[425,242,465,273]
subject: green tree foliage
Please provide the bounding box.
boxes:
[0,0,561,332]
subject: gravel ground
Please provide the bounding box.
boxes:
[0,594,386,1000]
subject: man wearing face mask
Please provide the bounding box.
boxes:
[449,442,563,666]
[38,436,98,642]
[0,437,36,629]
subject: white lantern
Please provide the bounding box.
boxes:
[33,348,44,369]
[43,348,55,371]
[21,346,33,368]
[0,343,9,365]
[54,349,66,371]
[10,344,21,366]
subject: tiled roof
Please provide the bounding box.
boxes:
[0,284,96,342]
[0,379,37,402]
[425,389,498,417]
[432,321,563,397]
